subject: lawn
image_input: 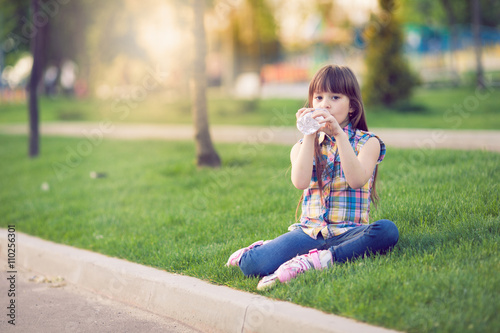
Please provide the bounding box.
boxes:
[1,134,498,332]
[0,86,499,130]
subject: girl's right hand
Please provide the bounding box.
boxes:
[296,107,314,120]
[296,108,324,137]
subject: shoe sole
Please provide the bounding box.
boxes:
[257,273,279,291]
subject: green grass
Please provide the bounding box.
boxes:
[1,135,499,332]
[1,86,499,129]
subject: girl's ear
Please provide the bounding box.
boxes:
[349,101,358,114]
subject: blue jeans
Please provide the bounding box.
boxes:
[239,219,399,277]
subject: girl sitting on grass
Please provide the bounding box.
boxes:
[226,64,399,290]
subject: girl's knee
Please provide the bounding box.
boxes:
[239,252,271,277]
[238,257,256,277]
[375,219,399,247]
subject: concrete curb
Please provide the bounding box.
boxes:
[1,229,401,333]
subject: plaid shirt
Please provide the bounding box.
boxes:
[288,123,386,239]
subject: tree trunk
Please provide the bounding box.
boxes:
[190,0,221,167]
[28,0,43,158]
[471,0,485,89]
[440,0,460,85]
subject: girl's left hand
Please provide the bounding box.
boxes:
[312,109,344,138]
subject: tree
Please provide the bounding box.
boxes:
[0,0,37,156]
[213,0,280,91]
[190,0,221,167]
[440,0,461,85]
[1,0,88,157]
[27,0,47,157]
[0,0,31,66]
[471,0,485,89]
[233,0,280,73]
[363,0,419,106]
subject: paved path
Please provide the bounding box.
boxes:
[0,122,499,151]
[1,267,201,333]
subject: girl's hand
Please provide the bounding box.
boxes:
[311,109,344,138]
[295,108,314,121]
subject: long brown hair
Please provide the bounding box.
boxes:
[295,65,379,220]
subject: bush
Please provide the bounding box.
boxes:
[363,0,420,107]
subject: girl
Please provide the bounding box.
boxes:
[226,65,399,290]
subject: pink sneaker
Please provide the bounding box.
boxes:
[257,249,332,290]
[225,240,268,267]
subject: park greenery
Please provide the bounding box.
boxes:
[0,134,498,332]
[1,85,499,129]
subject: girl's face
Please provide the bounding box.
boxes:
[312,91,351,126]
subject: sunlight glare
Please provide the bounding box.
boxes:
[136,4,186,63]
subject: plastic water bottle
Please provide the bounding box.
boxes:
[297,111,325,135]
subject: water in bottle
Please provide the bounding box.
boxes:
[297,110,325,135]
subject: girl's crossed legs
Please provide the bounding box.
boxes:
[239,219,399,277]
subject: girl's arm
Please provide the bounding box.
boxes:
[335,133,380,189]
[290,107,317,190]
[291,132,380,190]
[290,134,315,190]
